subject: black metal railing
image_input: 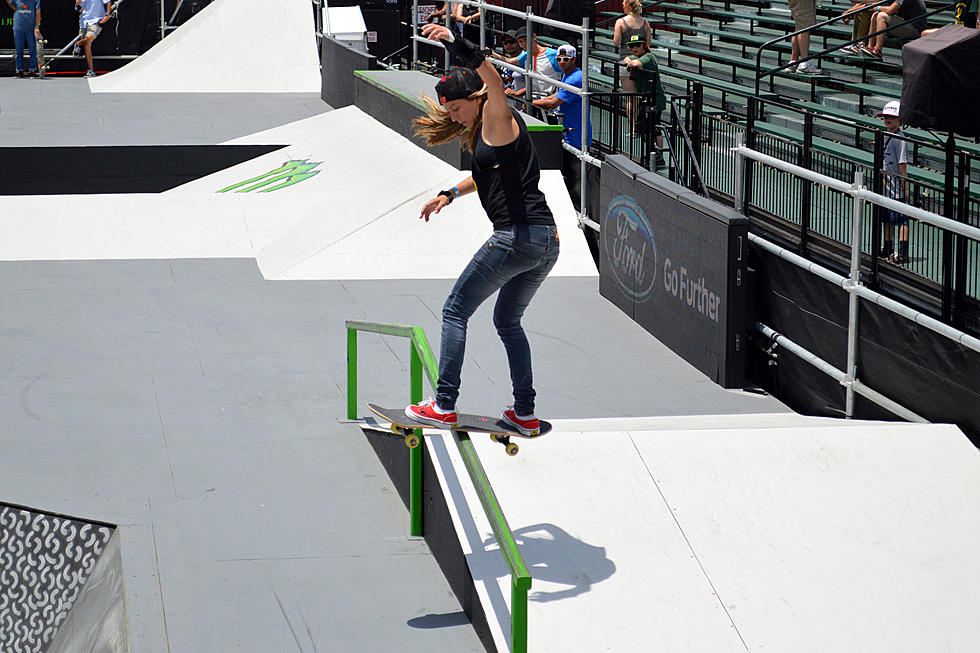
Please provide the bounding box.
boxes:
[587,73,980,331]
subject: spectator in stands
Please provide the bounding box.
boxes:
[613,0,652,131]
[532,44,592,204]
[921,0,978,35]
[623,34,667,168]
[861,0,928,58]
[75,0,112,78]
[839,1,874,54]
[8,0,41,78]
[455,1,482,44]
[876,101,911,264]
[498,29,526,93]
[788,0,821,73]
[491,30,562,101]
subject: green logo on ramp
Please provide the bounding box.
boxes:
[218,159,322,193]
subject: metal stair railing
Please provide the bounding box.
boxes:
[345,319,533,653]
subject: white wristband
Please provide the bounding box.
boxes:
[443,30,455,43]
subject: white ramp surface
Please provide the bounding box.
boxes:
[0,107,596,280]
[426,418,980,652]
[89,0,320,93]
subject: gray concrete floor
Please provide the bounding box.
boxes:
[0,76,789,652]
[0,258,787,652]
[0,78,328,145]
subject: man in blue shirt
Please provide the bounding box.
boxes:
[532,44,592,210]
[531,44,591,148]
[75,0,112,77]
[7,0,41,77]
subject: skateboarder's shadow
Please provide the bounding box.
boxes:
[482,523,616,602]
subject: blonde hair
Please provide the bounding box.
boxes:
[413,87,488,153]
[624,0,642,15]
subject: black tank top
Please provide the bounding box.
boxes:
[471,109,555,229]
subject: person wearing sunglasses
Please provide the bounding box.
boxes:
[623,34,667,168]
[498,29,526,93]
[490,29,562,101]
[532,43,593,212]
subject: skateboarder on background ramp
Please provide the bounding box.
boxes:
[405,22,560,437]
[8,0,41,77]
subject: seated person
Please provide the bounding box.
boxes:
[861,0,928,58]
[840,2,874,54]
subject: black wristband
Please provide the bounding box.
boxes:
[437,190,454,204]
[442,35,488,70]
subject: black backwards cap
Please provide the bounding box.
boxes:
[435,67,484,105]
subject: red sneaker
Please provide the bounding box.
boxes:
[405,399,457,426]
[502,408,540,436]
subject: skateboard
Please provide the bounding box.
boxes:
[366,403,551,456]
[36,30,46,79]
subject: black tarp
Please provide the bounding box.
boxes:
[901,25,980,136]
[749,247,980,446]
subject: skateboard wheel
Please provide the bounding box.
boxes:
[490,433,499,443]
[405,434,420,448]
[505,443,519,456]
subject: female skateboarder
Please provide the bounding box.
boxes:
[405,22,559,436]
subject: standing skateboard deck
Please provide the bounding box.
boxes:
[36,30,46,78]
[366,403,551,456]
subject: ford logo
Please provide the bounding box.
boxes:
[603,195,657,302]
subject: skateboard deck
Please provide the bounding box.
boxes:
[366,403,551,456]
[36,30,46,78]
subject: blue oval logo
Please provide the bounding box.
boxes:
[603,195,657,302]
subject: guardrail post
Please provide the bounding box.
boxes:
[512,578,529,653]
[409,341,424,537]
[347,327,357,420]
[941,134,955,322]
[869,130,884,287]
[412,0,418,69]
[953,151,969,328]
[734,134,745,214]
[799,111,814,256]
[845,171,865,418]
[743,97,758,215]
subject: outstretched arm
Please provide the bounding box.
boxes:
[420,23,518,146]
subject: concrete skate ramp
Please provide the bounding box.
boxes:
[0,108,596,280]
[88,0,320,94]
[415,416,980,652]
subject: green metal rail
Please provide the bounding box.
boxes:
[345,319,533,653]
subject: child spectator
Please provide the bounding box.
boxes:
[877,101,911,265]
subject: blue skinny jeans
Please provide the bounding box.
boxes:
[436,224,559,416]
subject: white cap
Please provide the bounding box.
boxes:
[557,44,577,59]
[876,100,900,118]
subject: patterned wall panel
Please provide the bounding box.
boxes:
[0,505,116,653]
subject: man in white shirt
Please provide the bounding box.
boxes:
[491,29,561,101]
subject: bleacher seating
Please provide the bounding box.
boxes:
[570,0,975,188]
